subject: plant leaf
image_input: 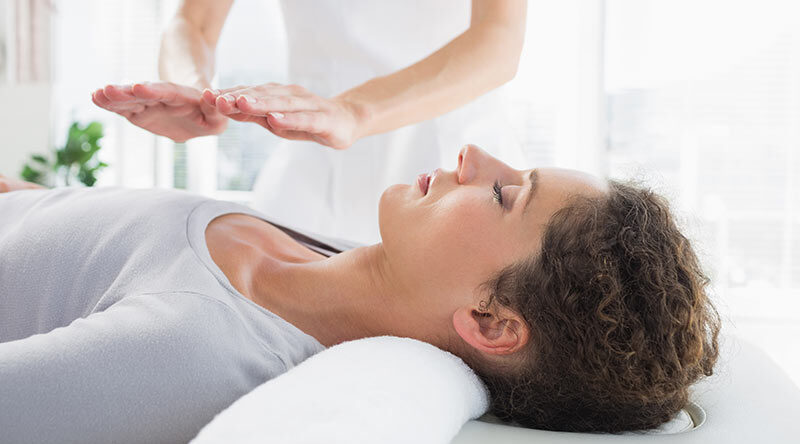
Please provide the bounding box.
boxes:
[32,154,49,164]
[20,164,44,185]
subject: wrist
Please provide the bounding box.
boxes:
[159,16,215,92]
[333,91,374,141]
[193,78,213,92]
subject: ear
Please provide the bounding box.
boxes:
[452,305,530,355]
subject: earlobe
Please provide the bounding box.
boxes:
[452,306,529,356]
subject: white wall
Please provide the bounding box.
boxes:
[0,83,51,177]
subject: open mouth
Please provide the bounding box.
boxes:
[417,173,431,195]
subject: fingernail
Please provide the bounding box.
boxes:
[241,95,256,104]
[269,112,284,119]
[222,94,235,103]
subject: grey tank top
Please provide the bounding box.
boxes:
[0,187,360,444]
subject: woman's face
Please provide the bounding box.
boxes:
[378,144,607,309]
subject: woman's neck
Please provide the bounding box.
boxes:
[249,243,453,349]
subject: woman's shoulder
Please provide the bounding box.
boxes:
[1,185,216,216]
[117,290,323,371]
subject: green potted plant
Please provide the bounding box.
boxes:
[21,121,108,187]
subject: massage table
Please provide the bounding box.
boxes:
[194,334,800,443]
[453,334,800,443]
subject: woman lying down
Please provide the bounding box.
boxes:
[0,144,720,443]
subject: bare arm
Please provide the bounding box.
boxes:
[204,0,527,149]
[339,0,527,139]
[0,175,45,192]
[159,0,234,90]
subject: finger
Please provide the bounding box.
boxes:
[202,85,249,103]
[215,94,242,115]
[131,82,200,106]
[91,89,112,108]
[102,84,136,102]
[233,94,318,116]
[202,85,264,106]
[202,88,220,107]
[266,111,325,134]
[93,88,143,113]
[223,83,302,100]
[217,85,251,95]
[126,103,147,114]
[129,82,164,101]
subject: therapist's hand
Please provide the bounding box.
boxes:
[202,83,363,150]
[92,82,228,143]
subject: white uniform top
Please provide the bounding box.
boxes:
[251,0,527,244]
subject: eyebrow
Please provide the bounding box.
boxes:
[522,169,539,213]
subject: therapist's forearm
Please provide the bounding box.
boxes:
[159,16,216,90]
[335,23,524,140]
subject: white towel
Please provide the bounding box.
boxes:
[191,336,490,444]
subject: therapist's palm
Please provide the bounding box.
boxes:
[92,82,228,143]
[202,83,360,150]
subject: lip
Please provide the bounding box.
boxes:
[417,169,441,196]
[417,173,430,195]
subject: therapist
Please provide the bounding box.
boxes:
[93,0,528,243]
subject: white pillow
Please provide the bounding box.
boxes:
[191,336,489,444]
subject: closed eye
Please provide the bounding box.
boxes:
[492,180,504,207]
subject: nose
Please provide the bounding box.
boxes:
[457,144,486,184]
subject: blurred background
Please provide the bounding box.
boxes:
[1,0,798,385]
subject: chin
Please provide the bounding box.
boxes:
[377,183,412,244]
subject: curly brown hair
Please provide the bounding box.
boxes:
[466,180,721,433]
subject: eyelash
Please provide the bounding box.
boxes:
[492,180,504,207]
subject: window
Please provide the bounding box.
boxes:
[606,0,800,384]
[214,0,288,193]
[52,0,176,188]
[606,0,800,300]
[507,0,606,175]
